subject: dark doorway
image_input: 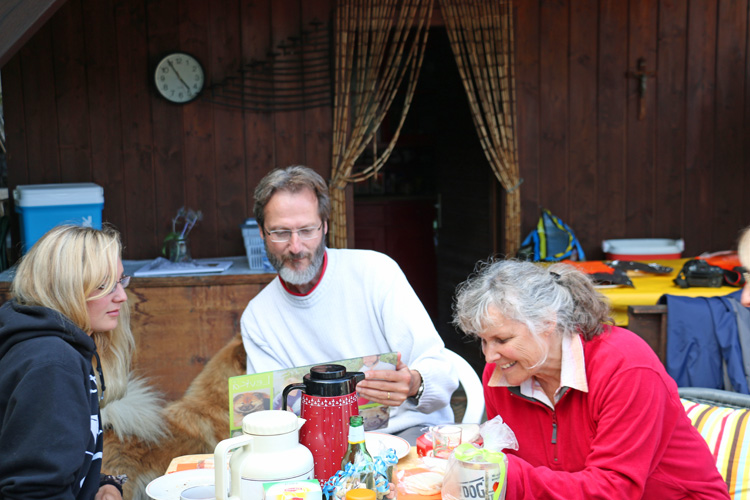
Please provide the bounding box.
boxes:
[353,28,501,374]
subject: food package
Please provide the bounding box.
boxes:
[440,416,518,500]
[264,479,322,499]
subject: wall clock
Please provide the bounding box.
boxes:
[153,52,205,104]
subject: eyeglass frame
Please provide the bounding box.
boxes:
[99,275,131,295]
[264,223,323,243]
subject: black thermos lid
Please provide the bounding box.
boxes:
[303,364,366,397]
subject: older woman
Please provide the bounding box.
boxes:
[0,225,132,500]
[453,259,729,499]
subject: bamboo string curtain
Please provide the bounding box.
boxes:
[329,0,434,248]
[438,0,521,253]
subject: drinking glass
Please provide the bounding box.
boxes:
[433,424,462,459]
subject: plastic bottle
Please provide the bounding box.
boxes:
[341,415,374,489]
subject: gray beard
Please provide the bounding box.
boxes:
[266,239,326,286]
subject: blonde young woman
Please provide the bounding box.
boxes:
[0,225,134,500]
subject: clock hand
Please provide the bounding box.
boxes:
[167,60,193,95]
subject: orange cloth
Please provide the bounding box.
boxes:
[559,260,615,274]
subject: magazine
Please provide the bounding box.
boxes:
[228,352,398,436]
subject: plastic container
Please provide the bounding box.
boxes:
[602,238,684,260]
[14,183,104,253]
[240,218,269,270]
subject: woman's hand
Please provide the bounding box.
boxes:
[95,484,122,500]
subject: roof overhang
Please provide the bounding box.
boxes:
[0,0,68,68]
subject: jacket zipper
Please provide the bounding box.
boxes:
[551,411,559,462]
[509,387,566,463]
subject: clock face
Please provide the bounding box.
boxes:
[154,52,205,103]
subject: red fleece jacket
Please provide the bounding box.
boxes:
[483,326,729,499]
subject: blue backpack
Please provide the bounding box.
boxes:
[518,209,586,262]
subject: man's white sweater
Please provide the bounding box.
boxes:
[240,248,458,433]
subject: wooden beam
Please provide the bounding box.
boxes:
[0,0,68,68]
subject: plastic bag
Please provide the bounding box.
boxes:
[441,416,518,500]
[322,448,398,499]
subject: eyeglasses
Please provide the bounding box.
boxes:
[265,223,322,243]
[99,275,131,295]
[740,267,750,284]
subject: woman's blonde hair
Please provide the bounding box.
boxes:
[11,224,134,404]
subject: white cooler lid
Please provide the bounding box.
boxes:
[602,238,685,254]
[14,183,104,207]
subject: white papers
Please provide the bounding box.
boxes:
[133,257,233,277]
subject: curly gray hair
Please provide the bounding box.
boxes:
[452,259,612,340]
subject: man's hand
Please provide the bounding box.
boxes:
[356,353,422,406]
[95,484,122,500]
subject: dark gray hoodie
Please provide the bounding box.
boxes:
[0,300,103,500]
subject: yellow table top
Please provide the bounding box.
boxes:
[597,258,737,325]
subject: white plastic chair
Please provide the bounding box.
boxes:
[444,348,485,424]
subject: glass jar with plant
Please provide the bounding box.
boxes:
[162,207,203,263]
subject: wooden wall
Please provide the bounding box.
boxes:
[515,0,750,259]
[1,0,333,260]
[2,0,750,262]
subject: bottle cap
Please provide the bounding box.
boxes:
[345,488,376,500]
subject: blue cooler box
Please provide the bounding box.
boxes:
[14,183,104,253]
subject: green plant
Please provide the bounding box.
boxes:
[162,207,203,256]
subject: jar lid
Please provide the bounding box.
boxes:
[241,410,299,435]
[345,489,376,500]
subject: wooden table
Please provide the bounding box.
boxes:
[0,256,276,401]
[597,258,736,326]
[166,448,433,499]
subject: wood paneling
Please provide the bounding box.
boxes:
[51,0,92,182]
[3,0,750,264]
[182,0,217,258]
[595,0,628,244]
[115,0,158,257]
[126,280,268,400]
[148,0,187,257]
[84,0,127,239]
[683,0,717,255]
[654,0,687,238]
[538,0,569,216]
[240,0,273,224]
[514,0,541,234]
[625,0,657,236]
[19,25,60,183]
[513,0,750,259]
[715,0,748,243]
[2,0,333,261]
[567,0,598,256]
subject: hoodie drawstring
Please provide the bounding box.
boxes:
[93,351,106,400]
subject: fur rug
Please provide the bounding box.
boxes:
[101,333,247,500]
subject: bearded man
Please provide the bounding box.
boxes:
[240,165,458,443]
